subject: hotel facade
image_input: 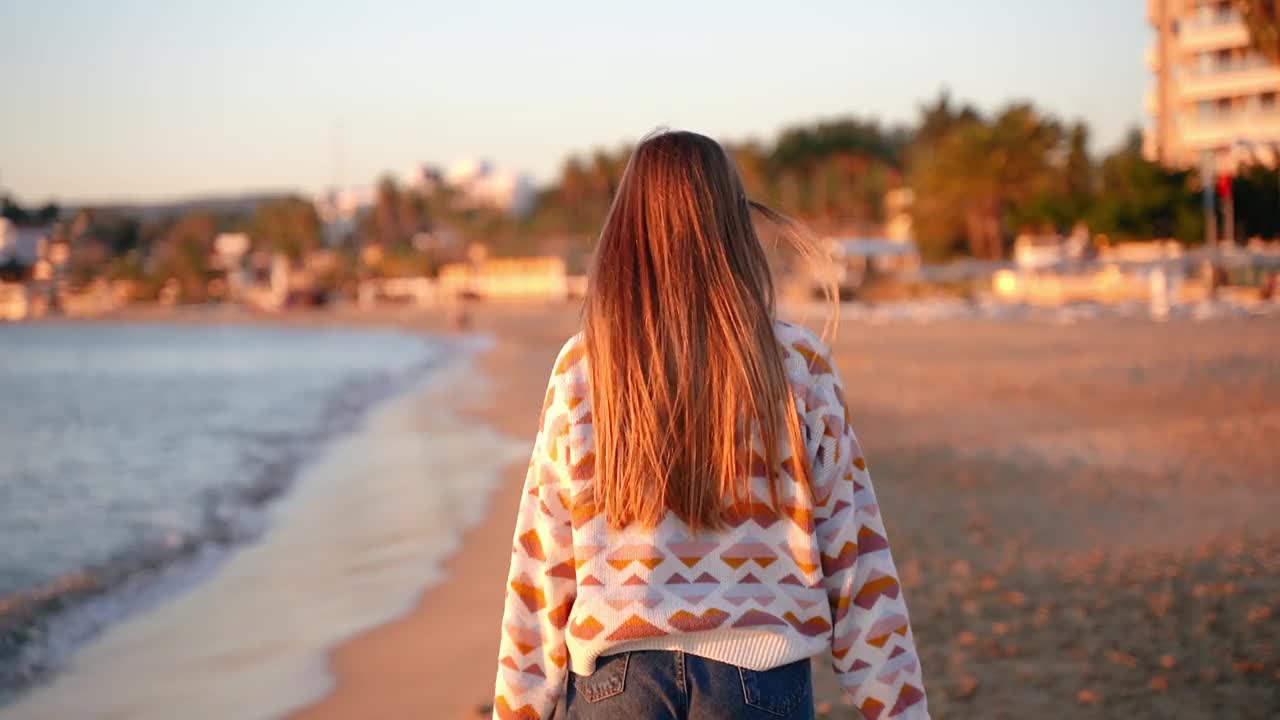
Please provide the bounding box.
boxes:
[1146,0,1280,171]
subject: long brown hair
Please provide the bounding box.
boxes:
[582,129,829,532]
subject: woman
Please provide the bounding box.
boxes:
[492,130,927,719]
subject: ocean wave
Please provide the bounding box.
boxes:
[2,331,526,720]
[0,340,446,706]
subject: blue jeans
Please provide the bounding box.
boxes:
[557,650,815,719]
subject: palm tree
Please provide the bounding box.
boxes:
[373,176,402,247]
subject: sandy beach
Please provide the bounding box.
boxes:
[268,304,1280,720]
[284,305,582,720]
[11,302,1276,719]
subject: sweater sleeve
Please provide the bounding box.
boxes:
[492,341,580,720]
[808,343,929,720]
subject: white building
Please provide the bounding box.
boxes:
[314,157,538,246]
[0,218,50,267]
[442,158,537,216]
[1146,0,1280,171]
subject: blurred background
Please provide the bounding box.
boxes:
[0,2,1278,719]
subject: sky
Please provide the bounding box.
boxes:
[0,0,1150,204]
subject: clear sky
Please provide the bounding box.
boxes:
[0,0,1150,204]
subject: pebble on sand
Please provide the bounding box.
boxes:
[1001,590,1027,606]
[1231,660,1265,674]
[1076,689,1102,705]
[1106,650,1137,669]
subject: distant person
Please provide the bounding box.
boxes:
[492,130,928,719]
[452,301,473,332]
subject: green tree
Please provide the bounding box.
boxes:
[1,196,30,223]
[727,141,770,199]
[1233,0,1280,62]
[1089,131,1203,243]
[897,92,985,259]
[151,211,218,301]
[770,118,905,172]
[62,209,139,286]
[538,147,630,236]
[371,175,404,247]
[36,202,61,224]
[0,198,62,225]
[517,93,1208,259]
[913,90,980,149]
[251,197,322,259]
[1231,161,1280,239]
[101,214,142,256]
[763,119,906,229]
[1063,122,1094,214]
[910,104,1064,259]
[397,189,431,243]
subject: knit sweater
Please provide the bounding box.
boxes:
[492,321,928,720]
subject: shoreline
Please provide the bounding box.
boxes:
[287,303,583,720]
[77,302,583,719]
[1,303,577,719]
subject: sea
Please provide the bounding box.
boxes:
[0,321,525,719]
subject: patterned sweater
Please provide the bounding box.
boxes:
[493,321,928,720]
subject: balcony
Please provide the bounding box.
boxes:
[1180,110,1280,151]
[1178,62,1280,101]
[1177,13,1250,53]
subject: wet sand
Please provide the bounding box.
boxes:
[286,305,582,720]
